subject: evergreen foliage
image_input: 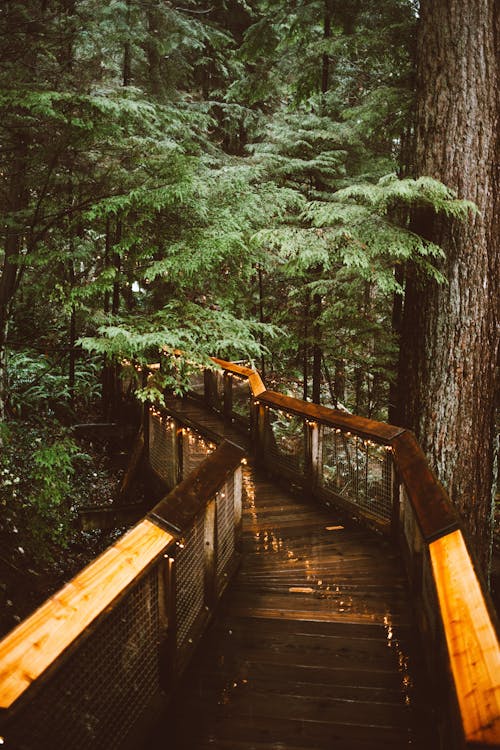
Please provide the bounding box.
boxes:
[0,0,475,420]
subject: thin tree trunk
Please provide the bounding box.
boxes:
[398,1,499,573]
[258,265,265,377]
[354,367,363,415]
[303,293,309,401]
[0,135,28,420]
[312,292,322,404]
[145,0,164,99]
[334,359,345,404]
[112,220,121,315]
[322,355,337,408]
[389,264,404,424]
[104,216,111,314]
[321,6,331,99]
[68,258,76,403]
[123,0,132,87]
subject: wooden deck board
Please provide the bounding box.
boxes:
[145,401,438,750]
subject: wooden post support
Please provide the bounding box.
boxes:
[234,466,243,546]
[203,369,213,408]
[250,400,259,458]
[157,554,171,689]
[310,422,321,494]
[223,372,233,421]
[391,457,400,542]
[165,554,178,685]
[256,403,268,466]
[204,499,216,610]
[175,420,183,484]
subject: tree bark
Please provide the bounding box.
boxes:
[312,292,322,404]
[257,265,265,377]
[302,293,309,401]
[398,1,499,573]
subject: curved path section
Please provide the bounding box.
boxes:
[146,398,438,750]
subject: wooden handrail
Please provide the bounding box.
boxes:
[210,357,266,397]
[211,356,500,748]
[0,519,173,711]
[390,430,459,542]
[149,440,245,535]
[430,530,500,744]
[258,390,404,444]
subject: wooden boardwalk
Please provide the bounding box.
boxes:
[146,400,438,750]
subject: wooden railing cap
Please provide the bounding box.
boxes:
[257,390,405,443]
[390,431,459,542]
[148,440,245,535]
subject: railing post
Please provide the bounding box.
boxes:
[223,372,233,421]
[304,419,321,499]
[203,369,213,408]
[311,421,321,495]
[204,499,216,610]
[390,456,400,542]
[158,553,173,690]
[176,420,183,483]
[234,465,243,547]
[250,399,259,458]
[256,403,268,466]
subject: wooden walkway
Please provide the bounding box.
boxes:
[145,400,438,750]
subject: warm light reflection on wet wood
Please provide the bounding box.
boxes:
[430,530,500,745]
[0,520,173,710]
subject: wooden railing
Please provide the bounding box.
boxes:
[194,358,500,749]
[0,436,244,749]
[0,355,498,749]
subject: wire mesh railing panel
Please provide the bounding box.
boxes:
[400,484,424,562]
[149,409,176,487]
[230,375,251,424]
[175,513,206,649]
[216,476,235,593]
[188,369,205,398]
[212,370,224,412]
[265,408,305,477]
[4,568,160,750]
[182,428,215,479]
[320,427,393,522]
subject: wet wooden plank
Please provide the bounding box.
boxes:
[145,400,437,750]
[146,468,435,749]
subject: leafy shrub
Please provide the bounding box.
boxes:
[6,349,102,417]
[0,420,86,567]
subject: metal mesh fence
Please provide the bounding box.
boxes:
[216,476,235,593]
[265,408,305,476]
[188,369,205,398]
[182,428,214,479]
[211,370,224,412]
[175,513,206,649]
[4,568,160,750]
[230,375,251,424]
[149,409,176,487]
[320,427,393,522]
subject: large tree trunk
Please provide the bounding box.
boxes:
[398,1,499,573]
